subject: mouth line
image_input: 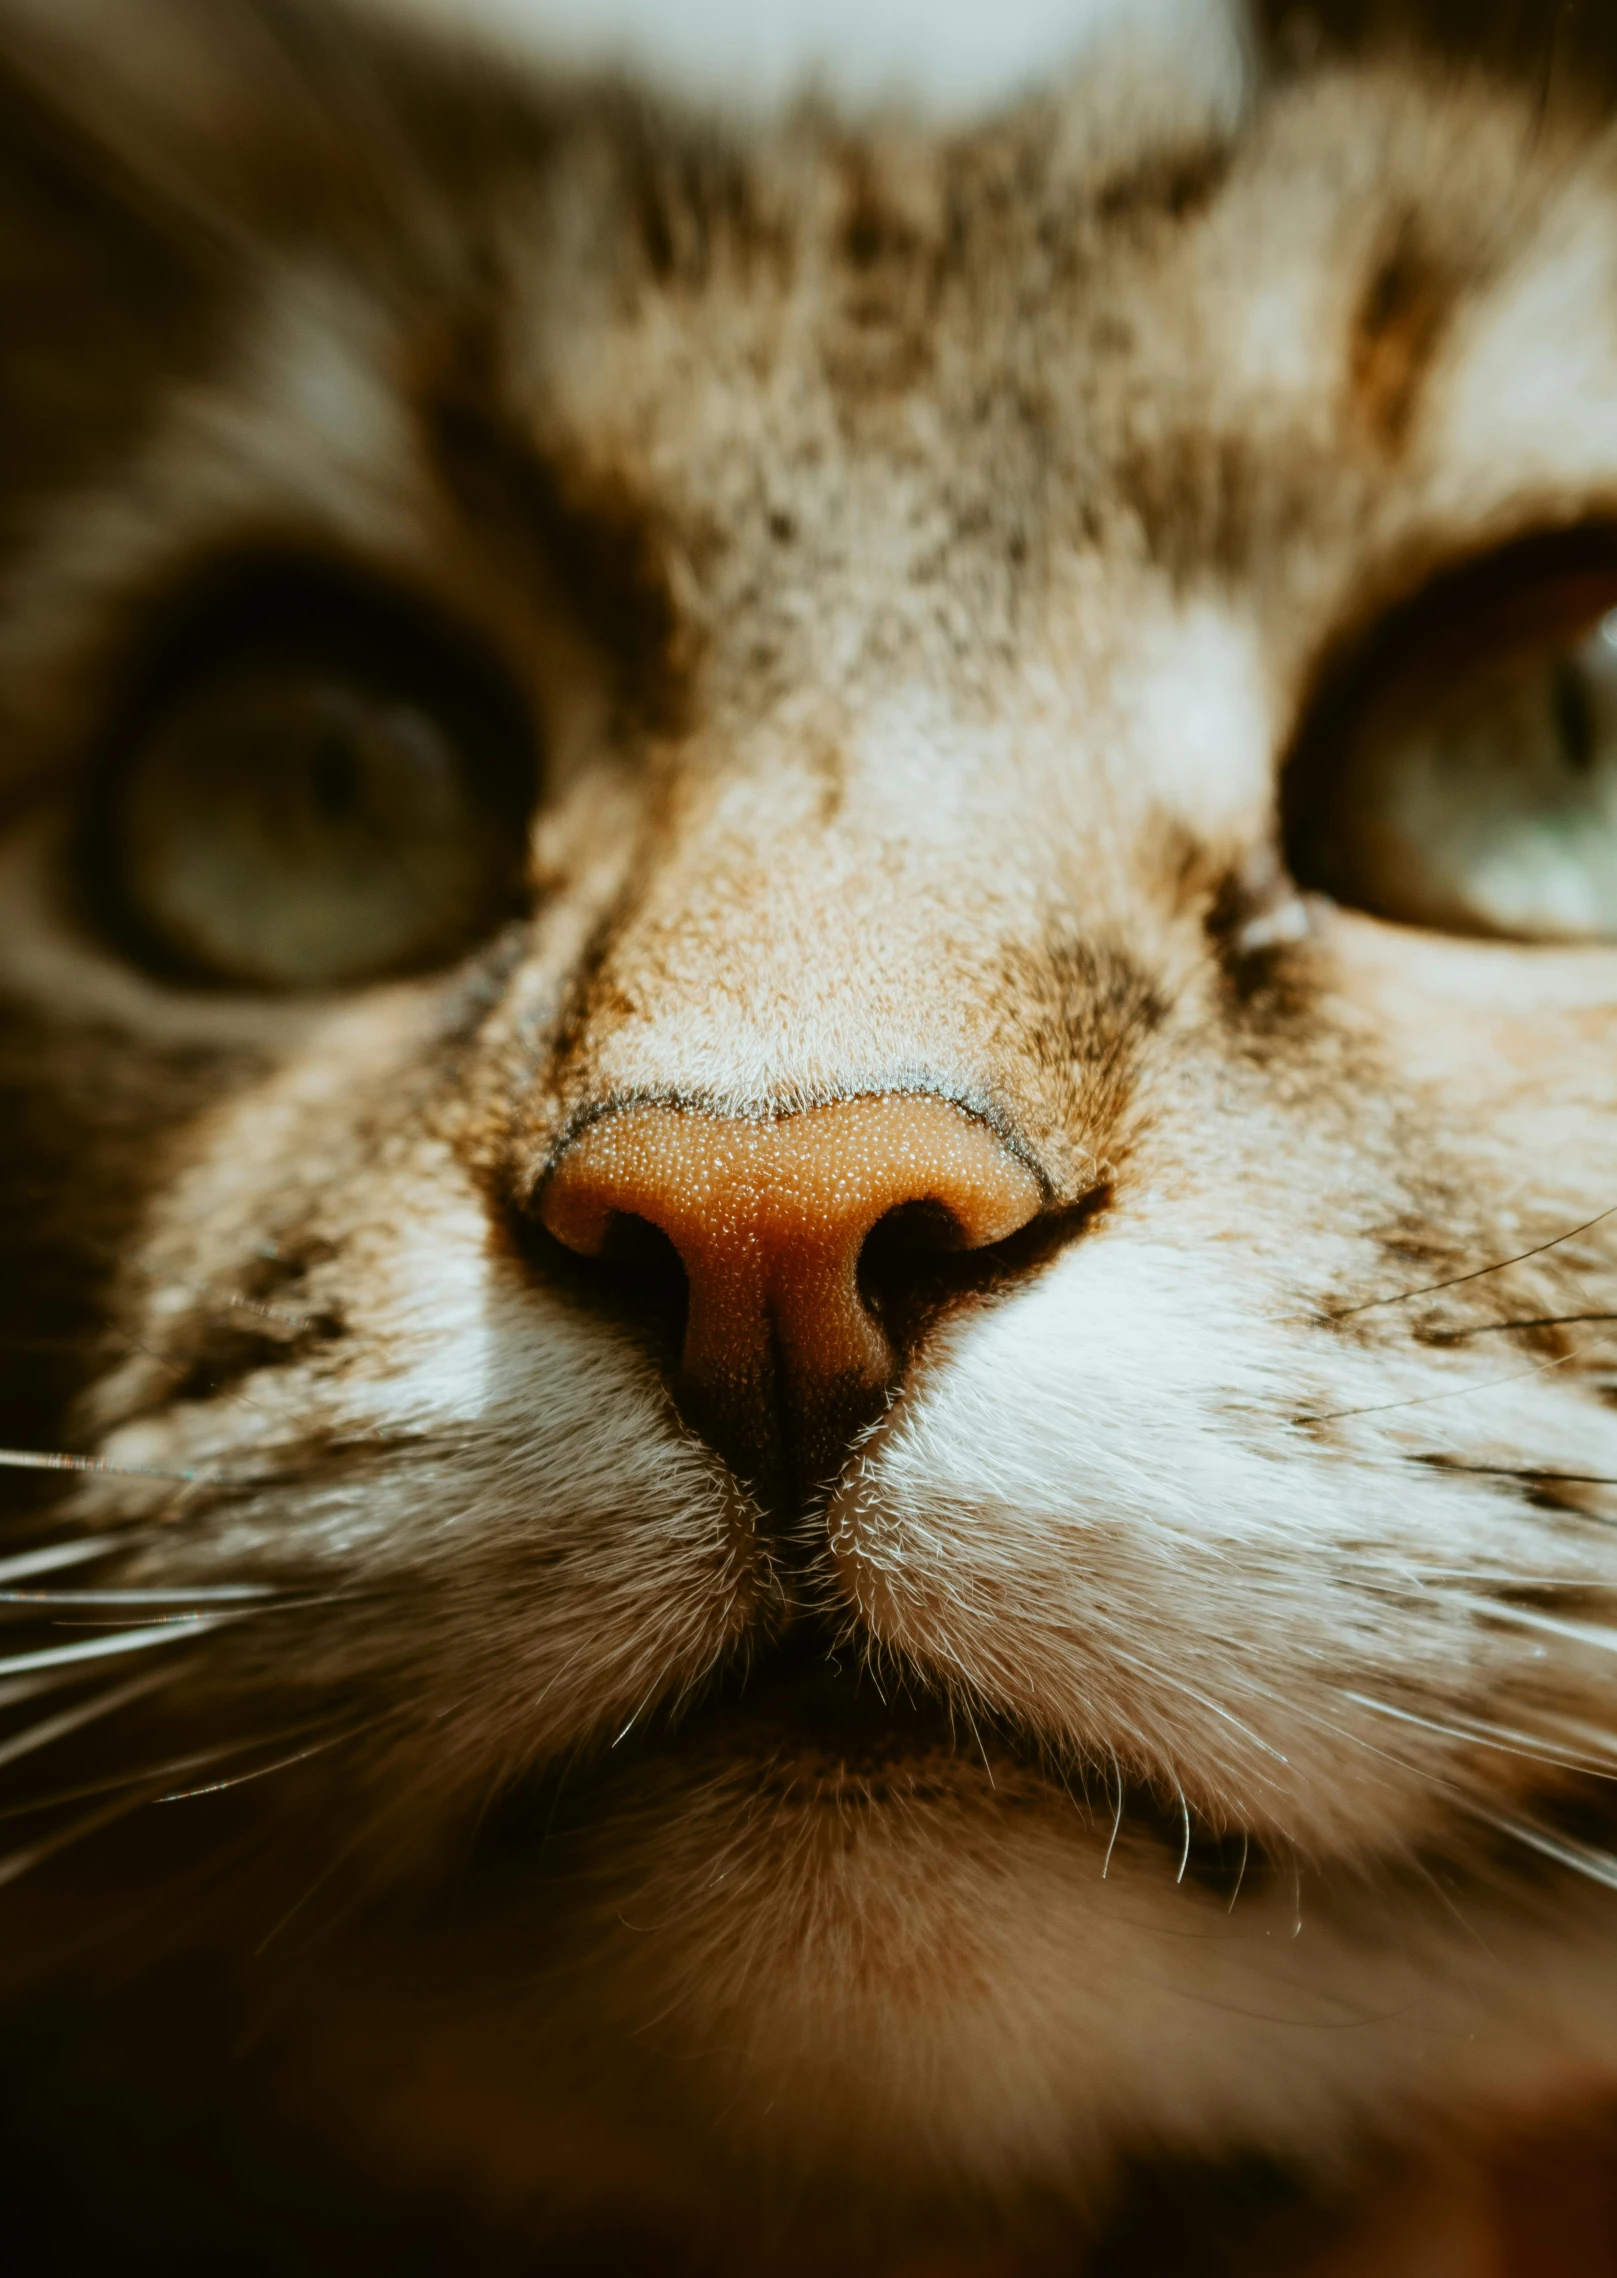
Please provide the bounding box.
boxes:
[579,1623,1088,1804]
[682,1633,985,1767]
[477,1632,1275,1908]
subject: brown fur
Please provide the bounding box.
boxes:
[2,3,1617,2270]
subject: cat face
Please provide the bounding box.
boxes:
[2,0,1617,2225]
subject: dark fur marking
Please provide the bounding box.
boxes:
[423,373,689,730]
[1092,139,1234,229]
[627,117,787,294]
[1114,425,1273,586]
[1000,931,1167,1161]
[822,152,944,399]
[1200,857,1330,1034]
[1349,222,1455,455]
[158,1241,345,1408]
[1257,0,1617,107]
[163,1309,344,1408]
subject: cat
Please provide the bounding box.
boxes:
[2,0,1617,2269]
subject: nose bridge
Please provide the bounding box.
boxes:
[570,731,1029,1105]
[539,1093,1043,1491]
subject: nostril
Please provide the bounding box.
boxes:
[569,1213,690,1349]
[856,1186,1063,1351]
[856,1197,970,1315]
[595,1211,688,1287]
[864,1196,978,1258]
[519,1192,690,1365]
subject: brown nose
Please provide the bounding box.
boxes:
[539,1094,1042,1496]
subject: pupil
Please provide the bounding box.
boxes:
[1552,657,1595,777]
[309,725,361,820]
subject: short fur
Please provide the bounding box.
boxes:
[3,2,1617,2268]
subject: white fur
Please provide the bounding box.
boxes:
[360,0,1251,120]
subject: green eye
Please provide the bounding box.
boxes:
[1291,554,1617,944]
[95,588,536,990]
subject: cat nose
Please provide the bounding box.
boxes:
[538,1094,1042,1498]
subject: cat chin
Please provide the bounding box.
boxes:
[270,1762,1617,2226]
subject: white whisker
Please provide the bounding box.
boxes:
[1227,1832,1250,1913]
[0,1447,221,1486]
[0,1671,173,1776]
[0,1537,134,1584]
[156,1720,380,1802]
[1342,1689,1617,1775]
[1464,1805,1617,1896]
[1101,1747,1125,1879]
[1482,1604,1617,1656]
[0,1716,361,1824]
[0,1615,231,1679]
[0,1584,280,1606]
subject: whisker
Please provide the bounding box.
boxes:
[1226,1832,1250,1913]
[0,1447,226,1486]
[0,1713,363,1823]
[1102,1746,1125,1879]
[1461,1803,1617,1897]
[1371,1564,1611,1587]
[0,1537,140,1584]
[0,1671,175,1777]
[1301,1342,1602,1425]
[1342,1689,1617,1776]
[1481,1603,1617,1656]
[0,1584,282,1606]
[610,1680,664,1749]
[1430,1313,1617,1341]
[0,1614,234,1679]
[1320,1199,1617,1323]
[84,1240,319,1335]
[0,1788,155,1892]
[156,1718,385,1802]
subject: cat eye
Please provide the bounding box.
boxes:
[89,582,537,990]
[1286,546,1617,943]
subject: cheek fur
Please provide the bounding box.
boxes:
[829,1230,1617,1846]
